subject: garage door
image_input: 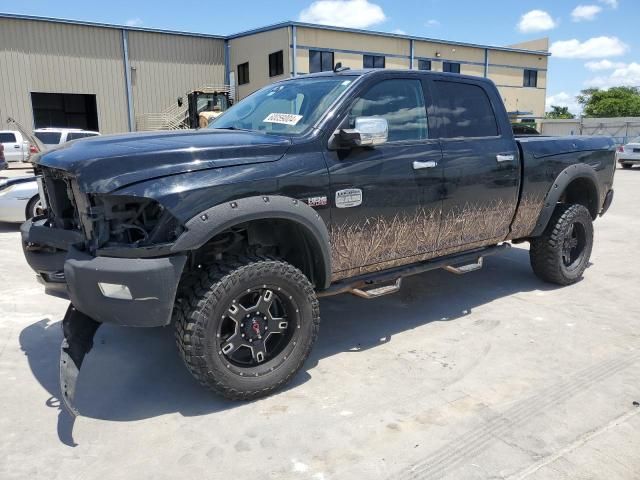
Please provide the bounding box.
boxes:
[31,92,99,131]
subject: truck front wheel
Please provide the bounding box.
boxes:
[174,257,320,400]
[529,204,594,285]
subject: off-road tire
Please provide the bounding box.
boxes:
[621,163,632,169]
[529,204,594,285]
[174,256,320,400]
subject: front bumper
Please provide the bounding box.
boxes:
[21,218,187,327]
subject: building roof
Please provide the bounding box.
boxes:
[229,21,551,56]
[0,13,551,56]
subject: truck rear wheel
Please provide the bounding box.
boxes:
[529,204,594,285]
[174,257,320,400]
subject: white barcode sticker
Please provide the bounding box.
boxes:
[263,113,303,125]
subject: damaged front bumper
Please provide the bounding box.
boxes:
[60,305,101,416]
[22,217,188,415]
[21,217,187,328]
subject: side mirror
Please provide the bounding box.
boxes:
[329,116,388,150]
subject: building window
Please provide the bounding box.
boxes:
[443,62,461,74]
[237,62,250,85]
[523,69,538,87]
[418,59,431,71]
[309,50,334,73]
[268,51,284,77]
[363,55,385,69]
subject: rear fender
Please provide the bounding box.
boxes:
[530,163,600,237]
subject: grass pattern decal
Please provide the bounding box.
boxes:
[508,193,547,240]
[330,194,550,280]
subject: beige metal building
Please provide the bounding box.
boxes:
[0,14,226,134]
[0,14,549,134]
[229,24,549,121]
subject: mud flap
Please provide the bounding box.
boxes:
[60,305,101,416]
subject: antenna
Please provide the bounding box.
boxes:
[333,62,350,73]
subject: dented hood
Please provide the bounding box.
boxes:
[34,128,291,192]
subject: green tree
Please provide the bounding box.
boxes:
[577,87,640,117]
[545,106,575,119]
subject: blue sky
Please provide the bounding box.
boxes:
[1,0,638,113]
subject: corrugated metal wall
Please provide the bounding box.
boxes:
[0,17,226,134]
[0,17,130,134]
[127,31,225,121]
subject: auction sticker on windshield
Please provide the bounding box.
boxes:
[263,113,303,125]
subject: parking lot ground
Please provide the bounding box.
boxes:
[1,168,639,480]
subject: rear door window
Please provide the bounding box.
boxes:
[67,132,97,140]
[34,131,62,145]
[0,132,17,143]
[431,81,499,138]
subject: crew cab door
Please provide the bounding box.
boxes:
[0,131,24,162]
[323,76,443,280]
[428,78,520,250]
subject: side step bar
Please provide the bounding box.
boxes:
[318,243,510,299]
[351,278,402,299]
[444,257,483,275]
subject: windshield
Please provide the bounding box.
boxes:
[210,76,355,135]
[34,131,62,145]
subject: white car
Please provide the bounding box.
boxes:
[617,137,640,169]
[33,128,100,150]
[0,130,32,162]
[0,176,41,222]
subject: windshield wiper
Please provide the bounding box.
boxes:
[213,126,254,132]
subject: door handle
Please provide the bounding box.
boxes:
[496,154,515,162]
[14,145,21,149]
[413,160,438,170]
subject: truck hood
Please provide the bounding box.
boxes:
[34,129,292,192]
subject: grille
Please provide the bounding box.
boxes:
[39,167,83,232]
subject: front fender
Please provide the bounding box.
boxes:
[530,163,601,237]
[171,195,332,289]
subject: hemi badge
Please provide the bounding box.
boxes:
[307,196,328,207]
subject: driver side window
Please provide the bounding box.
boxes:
[349,79,428,142]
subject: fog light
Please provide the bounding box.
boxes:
[98,282,132,300]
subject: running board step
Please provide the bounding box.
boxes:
[443,257,483,275]
[350,278,402,299]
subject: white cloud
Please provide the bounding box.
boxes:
[586,63,640,88]
[517,10,557,33]
[391,28,406,34]
[550,36,628,58]
[425,19,440,27]
[299,0,386,28]
[571,5,602,22]
[125,18,143,27]
[546,92,582,115]
[599,0,618,8]
[585,59,627,71]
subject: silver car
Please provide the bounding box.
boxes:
[0,176,41,222]
[617,137,640,169]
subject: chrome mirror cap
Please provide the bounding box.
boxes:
[354,117,388,146]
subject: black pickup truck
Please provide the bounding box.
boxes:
[22,70,616,413]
